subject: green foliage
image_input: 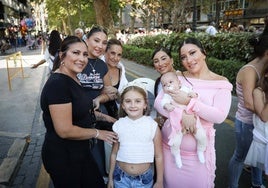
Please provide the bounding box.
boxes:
[199,32,254,62]
[110,0,120,24]
[123,45,153,66]
[127,32,255,62]
[44,0,119,32]
[127,34,166,49]
[206,57,244,92]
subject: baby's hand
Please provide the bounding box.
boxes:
[181,112,197,134]
[188,92,198,98]
[164,103,175,112]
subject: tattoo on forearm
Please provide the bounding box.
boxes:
[95,112,106,121]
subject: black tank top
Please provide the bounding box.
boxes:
[113,69,121,89]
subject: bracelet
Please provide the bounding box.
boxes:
[94,129,99,138]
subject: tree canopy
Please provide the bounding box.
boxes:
[41,0,212,34]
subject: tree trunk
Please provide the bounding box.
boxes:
[93,0,114,32]
[130,16,135,33]
[146,14,151,34]
[62,19,68,36]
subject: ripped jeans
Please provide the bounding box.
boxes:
[113,163,153,188]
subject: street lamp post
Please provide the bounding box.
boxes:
[192,0,197,32]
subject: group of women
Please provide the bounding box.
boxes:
[40,23,268,188]
[41,26,126,187]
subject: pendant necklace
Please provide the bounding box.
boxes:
[89,60,97,74]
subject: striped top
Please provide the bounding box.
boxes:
[235,65,260,124]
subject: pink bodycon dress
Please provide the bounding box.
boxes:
[154,76,233,188]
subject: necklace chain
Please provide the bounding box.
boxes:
[89,60,97,74]
[108,68,119,84]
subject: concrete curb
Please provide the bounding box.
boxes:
[0,136,30,186]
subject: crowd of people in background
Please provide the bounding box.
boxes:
[1,19,266,56]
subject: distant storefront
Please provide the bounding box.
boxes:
[0,0,31,39]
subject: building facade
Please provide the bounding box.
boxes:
[195,0,268,30]
[0,0,32,38]
[211,0,268,29]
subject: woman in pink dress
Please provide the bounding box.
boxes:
[154,37,233,188]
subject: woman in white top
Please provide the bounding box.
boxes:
[100,38,128,118]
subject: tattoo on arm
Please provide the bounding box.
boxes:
[95,111,106,121]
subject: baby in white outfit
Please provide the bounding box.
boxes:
[160,71,207,168]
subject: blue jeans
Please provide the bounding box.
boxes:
[113,163,153,188]
[228,119,263,188]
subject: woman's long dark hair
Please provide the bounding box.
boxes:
[258,62,268,101]
[52,36,87,72]
[248,16,268,60]
[48,30,62,57]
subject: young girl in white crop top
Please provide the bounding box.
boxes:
[107,82,163,188]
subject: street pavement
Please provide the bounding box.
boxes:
[0,46,49,188]
[0,45,238,188]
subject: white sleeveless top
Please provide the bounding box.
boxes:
[113,116,157,163]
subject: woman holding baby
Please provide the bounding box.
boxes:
[153,38,233,188]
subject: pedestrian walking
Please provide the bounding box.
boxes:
[32,30,62,71]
